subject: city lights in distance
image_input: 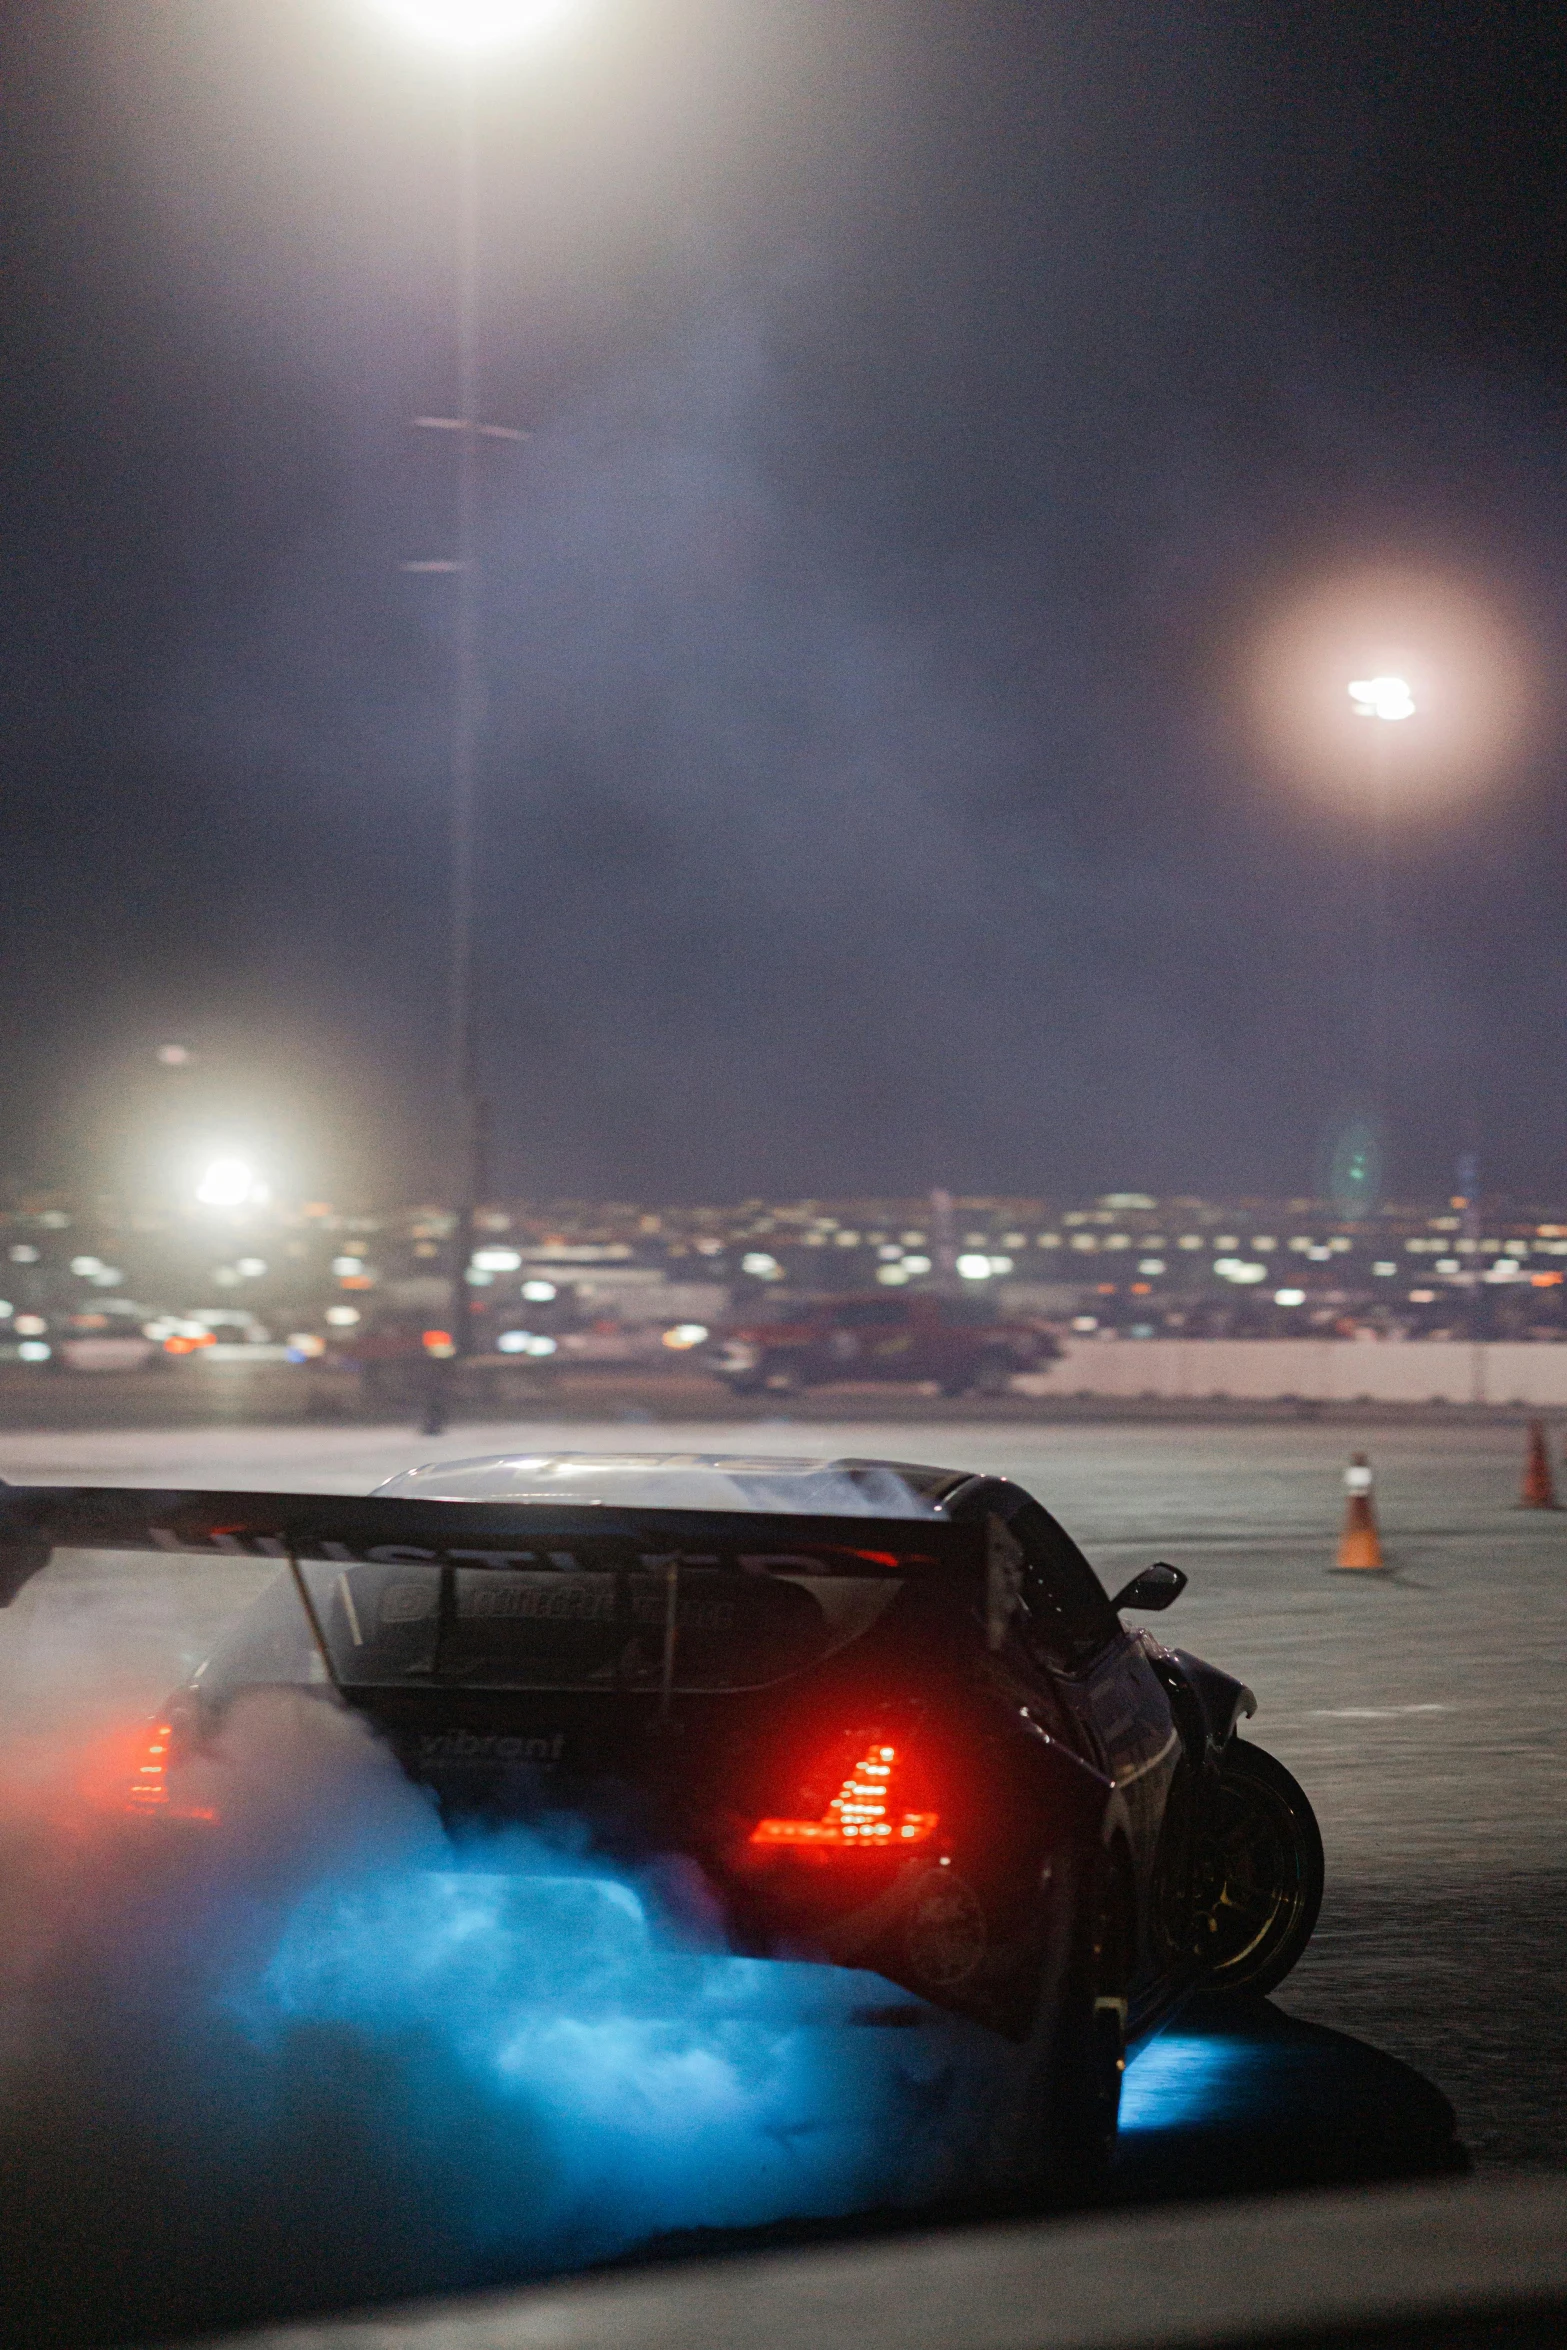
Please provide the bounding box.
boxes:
[1348,674,1416,722]
[956,1254,992,1280]
[661,1323,709,1350]
[497,1330,557,1356]
[473,1247,522,1273]
[521,1279,557,1302]
[1274,1288,1306,1307]
[365,0,583,53]
[325,1306,362,1327]
[156,1043,192,1066]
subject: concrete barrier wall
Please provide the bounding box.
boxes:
[1017,1338,1567,1405]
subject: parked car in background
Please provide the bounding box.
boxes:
[708,1290,1061,1398]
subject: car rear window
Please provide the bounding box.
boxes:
[201,1557,913,1698]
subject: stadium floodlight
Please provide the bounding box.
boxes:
[366,0,579,52]
[1348,674,1416,722]
[196,1158,258,1209]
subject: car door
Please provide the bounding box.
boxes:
[1001,1494,1179,1888]
[827,1297,916,1377]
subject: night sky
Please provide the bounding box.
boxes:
[4,2,1566,1209]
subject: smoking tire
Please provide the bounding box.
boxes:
[1199,1738,1325,1997]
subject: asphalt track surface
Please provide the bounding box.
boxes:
[0,1411,1562,2338]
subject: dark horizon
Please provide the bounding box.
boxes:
[4,3,1566,1214]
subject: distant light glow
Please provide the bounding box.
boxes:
[1348,674,1416,722]
[497,1330,557,1356]
[1071,1314,1098,1332]
[1274,1288,1306,1307]
[1138,1258,1166,1276]
[1214,1258,1267,1284]
[367,0,581,54]
[473,1248,522,1273]
[522,1279,557,1302]
[197,1157,258,1208]
[236,1257,268,1278]
[955,1254,992,1280]
[14,1315,46,1337]
[901,1254,932,1274]
[325,1306,361,1327]
[70,1256,102,1276]
[661,1323,709,1349]
[742,1253,781,1277]
[17,1340,50,1362]
[875,1265,910,1286]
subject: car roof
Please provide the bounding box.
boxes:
[372,1451,963,1517]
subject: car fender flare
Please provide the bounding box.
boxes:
[1166,1646,1257,1761]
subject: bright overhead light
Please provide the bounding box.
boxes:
[1348,674,1416,722]
[366,0,581,53]
[956,1254,992,1281]
[196,1157,258,1208]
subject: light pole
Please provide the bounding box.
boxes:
[1346,673,1415,1131]
[369,1,569,1430]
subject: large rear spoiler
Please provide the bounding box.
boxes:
[0,1480,985,1610]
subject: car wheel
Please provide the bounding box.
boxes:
[1197,1738,1324,1996]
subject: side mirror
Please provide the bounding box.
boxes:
[1111,1561,1187,1613]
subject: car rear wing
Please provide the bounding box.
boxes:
[0,1480,987,1608]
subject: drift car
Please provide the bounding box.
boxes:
[0,1453,1322,2196]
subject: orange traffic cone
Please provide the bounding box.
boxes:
[1514,1420,1563,1510]
[1334,1451,1386,1572]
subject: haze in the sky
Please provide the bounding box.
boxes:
[2,3,1564,1207]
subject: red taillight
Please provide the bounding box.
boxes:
[128,1719,174,1810]
[750,1738,939,1853]
[121,1718,216,1822]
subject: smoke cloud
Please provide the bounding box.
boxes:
[0,1688,1015,2345]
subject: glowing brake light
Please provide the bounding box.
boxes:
[750,1740,939,1852]
[121,1719,216,1822]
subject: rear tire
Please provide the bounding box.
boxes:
[1197,1739,1323,1996]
